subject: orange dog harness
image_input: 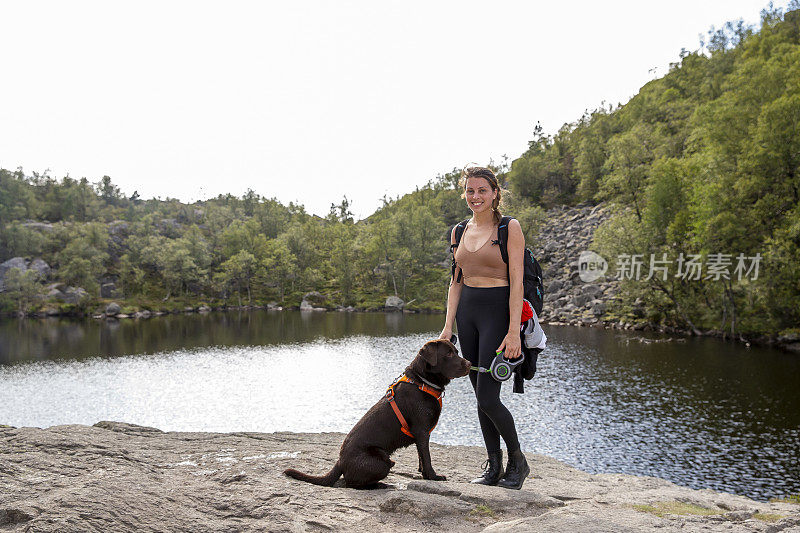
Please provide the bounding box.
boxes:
[385,374,443,439]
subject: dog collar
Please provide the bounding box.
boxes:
[416,375,443,391]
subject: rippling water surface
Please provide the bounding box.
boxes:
[1,311,798,501]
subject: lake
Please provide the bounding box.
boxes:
[1,310,798,501]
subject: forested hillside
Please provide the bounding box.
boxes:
[1,5,798,339]
[504,4,800,337]
[0,169,473,313]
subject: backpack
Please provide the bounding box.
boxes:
[450,215,545,392]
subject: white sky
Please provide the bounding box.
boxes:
[0,1,789,219]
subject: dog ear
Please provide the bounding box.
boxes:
[419,340,440,365]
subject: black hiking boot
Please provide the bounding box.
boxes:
[497,448,530,490]
[470,450,504,485]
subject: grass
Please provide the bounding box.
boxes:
[753,512,785,523]
[770,493,800,505]
[632,501,719,518]
[469,504,496,518]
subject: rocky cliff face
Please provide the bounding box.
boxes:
[2,422,798,532]
[529,203,800,352]
[531,202,622,328]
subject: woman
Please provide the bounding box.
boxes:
[438,166,530,490]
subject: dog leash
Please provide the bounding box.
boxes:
[470,350,525,382]
[470,350,506,373]
[385,374,443,439]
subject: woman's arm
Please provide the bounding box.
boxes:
[440,225,464,339]
[497,218,525,358]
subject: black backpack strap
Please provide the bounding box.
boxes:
[450,219,468,251]
[450,219,469,283]
[497,216,512,281]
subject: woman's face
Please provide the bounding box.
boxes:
[465,177,497,215]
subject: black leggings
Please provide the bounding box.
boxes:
[456,284,520,454]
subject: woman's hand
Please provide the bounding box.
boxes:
[439,327,453,341]
[497,331,522,359]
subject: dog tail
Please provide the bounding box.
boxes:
[283,462,343,487]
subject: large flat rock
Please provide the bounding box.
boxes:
[1,422,798,532]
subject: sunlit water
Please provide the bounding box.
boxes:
[1,311,798,501]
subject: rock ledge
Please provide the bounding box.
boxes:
[1,422,798,532]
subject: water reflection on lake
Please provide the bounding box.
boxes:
[1,311,798,501]
[0,310,421,364]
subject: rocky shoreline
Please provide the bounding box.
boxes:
[2,203,798,353]
[1,422,798,532]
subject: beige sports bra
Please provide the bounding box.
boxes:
[454,223,508,282]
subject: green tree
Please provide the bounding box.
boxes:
[1,268,45,314]
[259,239,295,302]
[216,250,258,305]
[0,168,36,225]
[161,238,207,298]
[55,224,110,295]
[597,124,662,221]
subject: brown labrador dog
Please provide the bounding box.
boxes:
[284,338,471,488]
